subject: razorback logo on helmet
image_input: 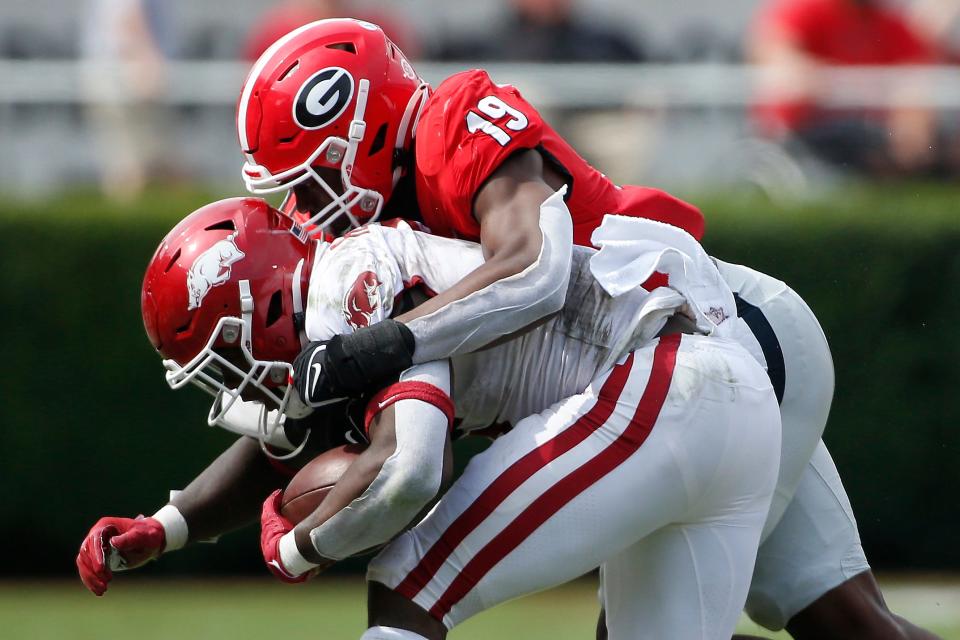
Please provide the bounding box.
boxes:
[294,67,355,130]
[186,233,246,310]
[343,271,382,329]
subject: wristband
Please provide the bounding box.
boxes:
[279,531,320,577]
[152,504,189,552]
[165,490,219,544]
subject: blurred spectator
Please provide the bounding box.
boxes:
[910,0,960,60]
[243,0,420,61]
[431,0,645,62]
[429,0,651,190]
[80,0,173,202]
[748,0,960,177]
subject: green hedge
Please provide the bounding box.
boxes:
[2,185,958,576]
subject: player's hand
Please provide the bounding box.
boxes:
[260,490,324,583]
[293,321,415,404]
[76,516,165,596]
[292,340,340,407]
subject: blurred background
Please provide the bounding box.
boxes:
[4,0,960,196]
[1,0,959,638]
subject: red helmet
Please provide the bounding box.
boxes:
[141,197,313,441]
[237,19,429,235]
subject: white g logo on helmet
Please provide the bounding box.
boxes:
[293,67,355,130]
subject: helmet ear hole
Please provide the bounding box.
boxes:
[265,290,284,328]
[368,123,388,156]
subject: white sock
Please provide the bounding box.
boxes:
[360,626,430,640]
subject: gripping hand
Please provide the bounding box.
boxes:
[76,516,165,596]
[260,490,322,583]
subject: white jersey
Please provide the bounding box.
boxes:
[304,218,736,433]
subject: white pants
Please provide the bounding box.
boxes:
[368,334,781,639]
[716,260,871,630]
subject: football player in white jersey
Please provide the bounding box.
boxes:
[79,197,782,640]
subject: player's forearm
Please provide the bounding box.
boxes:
[295,422,449,562]
[292,363,453,562]
[290,439,393,562]
[170,436,291,543]
[401,188,573,363]
[396,239,539,325]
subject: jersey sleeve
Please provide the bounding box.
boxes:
[382,221,486,297]
[303,222,485,341]
[304,228,403,340]
[415,69,546,238]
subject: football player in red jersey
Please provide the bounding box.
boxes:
[235,19,938,640]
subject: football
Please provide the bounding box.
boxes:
[280,444,365,523]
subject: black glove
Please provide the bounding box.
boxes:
[284,395,370,453]
[293,320,416,405]
[292,340,337,407]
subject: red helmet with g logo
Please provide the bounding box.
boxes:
[237,19,428,235]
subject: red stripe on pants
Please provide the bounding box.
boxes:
[394,352,638,601]
[429,334,680,619]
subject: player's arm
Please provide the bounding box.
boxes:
[295,149,573,403]
[261,361,454,582]
[77,416,356,597]
[167,435,296,541]
[397,148,572,361]
[76,435,300,596]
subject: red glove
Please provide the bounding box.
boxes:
[76,516,165,596]
[260,490,328,583]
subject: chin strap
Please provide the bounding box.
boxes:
[240,278,311,461]
[259,406,311,461]
[343,78,370,184]
[238,279,255,347]
[291,257,307,348]
[392,82,430,183]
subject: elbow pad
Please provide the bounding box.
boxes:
[408,187,573,363]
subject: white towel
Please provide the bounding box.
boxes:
[589,214,736,337]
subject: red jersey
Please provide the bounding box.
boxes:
[413,69,704,246]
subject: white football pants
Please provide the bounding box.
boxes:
[368,333,781,639]
[717,260,870,630]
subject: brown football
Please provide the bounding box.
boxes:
[280,444,365,523]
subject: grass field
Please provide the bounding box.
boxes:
[2,576,958,640]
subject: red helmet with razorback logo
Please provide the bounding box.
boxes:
[141,198,313,442]
[237,19,429,236]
